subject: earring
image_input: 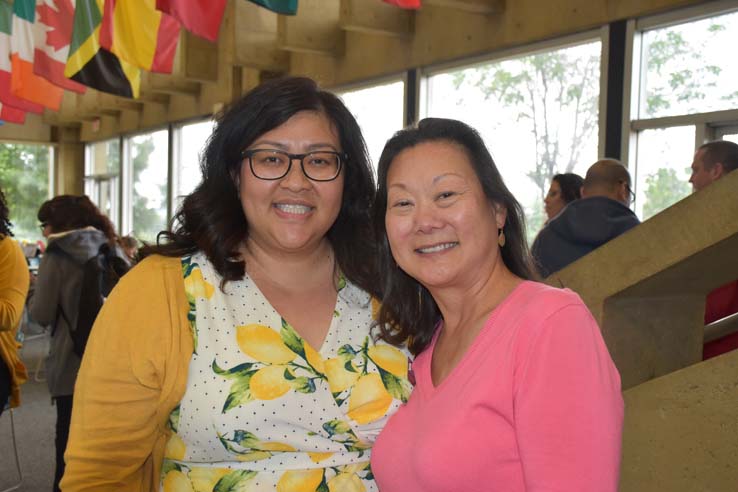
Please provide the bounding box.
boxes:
[498,228,506,247]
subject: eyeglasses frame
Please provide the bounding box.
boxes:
[241,149,346,182]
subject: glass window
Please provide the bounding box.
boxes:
[639,10,738,119]
[0,142,51,243]
[172,119,214,209]
[423,40,602,242]
[126,130,169,243]
[338,79,405,172]
[633,126,694,220]
[84,138,120,231]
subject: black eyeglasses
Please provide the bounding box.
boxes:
[242,149,345,182]
[39,222,48,231]
[619,180,635,205]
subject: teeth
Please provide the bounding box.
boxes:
[275,203,312,214]
[417,242,457,253]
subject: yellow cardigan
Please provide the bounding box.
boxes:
[0,235,30,408]
[61,255,193,492]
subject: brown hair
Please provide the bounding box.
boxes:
[37,195,117,243]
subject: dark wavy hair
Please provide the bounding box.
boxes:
[37,195,117,243]
[0,187,13,238]
[142,77,378,295]
[372,118,535,354]
[552,173,584,204]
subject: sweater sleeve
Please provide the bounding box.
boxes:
[0,238,30,332]
[28,250,63,326]
[514,303,624,492]
[60,256,193,492]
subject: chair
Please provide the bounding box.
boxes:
[0,404,23,492]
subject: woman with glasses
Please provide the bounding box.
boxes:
[28,194,124,492]
[369,119,623,491]
[62,77,411,492]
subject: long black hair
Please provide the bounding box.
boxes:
[0,187,13,238]
[142,77,378,295]
[372,118,535,354]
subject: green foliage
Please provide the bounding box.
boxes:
[130,137,166,243]
[0,143,50,242]
[641,168,691,220]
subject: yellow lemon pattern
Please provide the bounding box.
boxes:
[161,253,411,491]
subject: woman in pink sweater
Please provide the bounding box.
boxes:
[370,118,623,491]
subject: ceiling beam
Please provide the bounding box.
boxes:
[424,0,505,15]
[339,0,414,38]
[278,0,343,56]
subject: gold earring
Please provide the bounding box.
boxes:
[498,228,506,247]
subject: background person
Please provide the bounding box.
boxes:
[61,77,411,492]
[370,118,623,492]
[29,194,122,492]
[543,172,584,221]
[531,159,640,277]
[0,186,30,415]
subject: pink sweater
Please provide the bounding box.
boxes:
[371,281,623,491]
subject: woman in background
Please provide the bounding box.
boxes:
[544,172,584,221]
[370,118,623,491]
[0,186,30,415]
[29,194,122,492]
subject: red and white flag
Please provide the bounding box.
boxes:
[33,0,86,93]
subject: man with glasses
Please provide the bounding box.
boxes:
[532,159,640,278]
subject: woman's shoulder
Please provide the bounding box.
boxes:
[504,280,590,328]
[116,254,187,292]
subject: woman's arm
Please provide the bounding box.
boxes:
[28,252,62,326]
[0,239,30,331]
[60,256,193,492]
[515,303,624,492]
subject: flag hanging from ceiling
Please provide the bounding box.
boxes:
[0,1,44,114]
[65,0,140,98]
[383,0,421,8]
[33,0,87,93]
[10,0,64,110]
[99,0,180,73]
[0,101,26,124]
[156,0,226,43]
[247,0,298,15]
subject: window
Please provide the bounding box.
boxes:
[84,138,120,231]
[172,119,214,211]
[626,7,738,218]
[0,142,52,242]
[123,130,169,243]
[422,38,602,242]
[337,79,405,172]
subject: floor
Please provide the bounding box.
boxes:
[0,324,56,492]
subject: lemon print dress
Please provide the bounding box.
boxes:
[160,253,412,492]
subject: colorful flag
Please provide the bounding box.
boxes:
[383,0,421,8]
[33,0,87,93]
[156,0,226,43]
[0,101,26,124]
[247,0,298,15]
[65,0,140,98]
[99,0,180,73]
[0,0,44,113]
[10,0,64,110]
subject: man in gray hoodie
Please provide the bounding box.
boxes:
[531,159,640,278]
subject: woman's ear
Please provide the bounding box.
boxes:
[493,203,507,230]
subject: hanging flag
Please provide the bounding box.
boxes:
[65,0,140,98]
[156,0,225,43]
[10,0,64,110]
[247,0,298,15]
[383,0,421,9]
[99,0,180,73]
[33,0,87,93]
[0,101,26,124]
[0,0,44,113]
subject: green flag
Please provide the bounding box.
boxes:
[247,0,297,15]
